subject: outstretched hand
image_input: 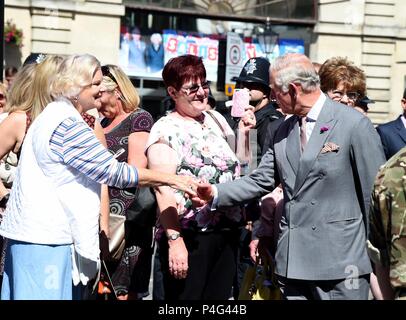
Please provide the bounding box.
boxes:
[169,175,199,197]
[190,182,214,207]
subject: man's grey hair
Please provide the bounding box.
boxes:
[271,53,320,93]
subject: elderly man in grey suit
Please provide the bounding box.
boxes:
[194,53,385,300]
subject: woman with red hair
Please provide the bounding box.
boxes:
[147,54,255,300]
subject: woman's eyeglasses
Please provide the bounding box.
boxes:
[330,90,359,102]
[101,65,118,85]
[180,81,210,96]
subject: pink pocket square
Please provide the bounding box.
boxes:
[321,142,340,154]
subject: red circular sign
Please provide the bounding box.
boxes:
[229,45,241,65]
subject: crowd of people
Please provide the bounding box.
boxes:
[0,50,405,300]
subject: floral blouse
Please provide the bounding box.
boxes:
[146,110,244,233]
[101,109,154,216]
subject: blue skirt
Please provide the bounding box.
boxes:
[1,239,82,300]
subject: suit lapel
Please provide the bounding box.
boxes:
[285,115,301,174]
[293,100,337,195]
[395,117,406,144]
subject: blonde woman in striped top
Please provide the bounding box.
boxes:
[0,54,197,300]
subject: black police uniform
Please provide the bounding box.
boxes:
[230,57,283,299]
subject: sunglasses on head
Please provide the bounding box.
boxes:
[101,65,118,85]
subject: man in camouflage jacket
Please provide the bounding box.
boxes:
[369,147,406,299]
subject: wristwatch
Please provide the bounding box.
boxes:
[167,232,182,241]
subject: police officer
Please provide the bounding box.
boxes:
[354,95,374,115]
[234,57,282,163]
[229,57,282,299]
[369,146,406,299]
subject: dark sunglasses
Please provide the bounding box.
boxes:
[101,65,118,84]
[180,81,210,95]
[0,93,5,99]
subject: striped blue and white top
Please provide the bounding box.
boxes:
[49,117,138,188]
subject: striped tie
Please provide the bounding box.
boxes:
[299,116,307,153]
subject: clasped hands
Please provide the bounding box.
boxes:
[174,173,215,207]
[181,180,215,209]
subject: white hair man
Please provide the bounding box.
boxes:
[195,53,386,300]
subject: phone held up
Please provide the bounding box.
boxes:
[230,89,249,118]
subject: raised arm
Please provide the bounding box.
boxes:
[49,118,197,194]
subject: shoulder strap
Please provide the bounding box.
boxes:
[206,110,227,142]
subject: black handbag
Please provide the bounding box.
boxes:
[125,186,157,227]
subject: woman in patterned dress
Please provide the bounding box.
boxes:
[99,64,155,299]
[146,54,256,300]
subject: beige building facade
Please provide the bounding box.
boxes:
[4,0,124,67]
[4,0,406,123]
[312,0,406,124]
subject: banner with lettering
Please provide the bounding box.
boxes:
[243,39,304,62]
[225,36,304,95]
[163,31,219,82]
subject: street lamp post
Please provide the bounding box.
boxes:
[257,17,279,59]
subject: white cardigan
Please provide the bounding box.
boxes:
[0,99,101,266]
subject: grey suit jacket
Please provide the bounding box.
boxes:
[216,98,386,280]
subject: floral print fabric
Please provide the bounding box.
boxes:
[102,109,154,215]
[146,110,243,233]
[101,108,154,296]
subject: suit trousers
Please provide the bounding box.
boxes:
[277,274,370,300]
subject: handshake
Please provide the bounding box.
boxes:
[182,179,216,208]
[170,173,215,205]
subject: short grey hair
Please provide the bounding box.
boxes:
[51,54,101,100]
[271,53,320,93]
